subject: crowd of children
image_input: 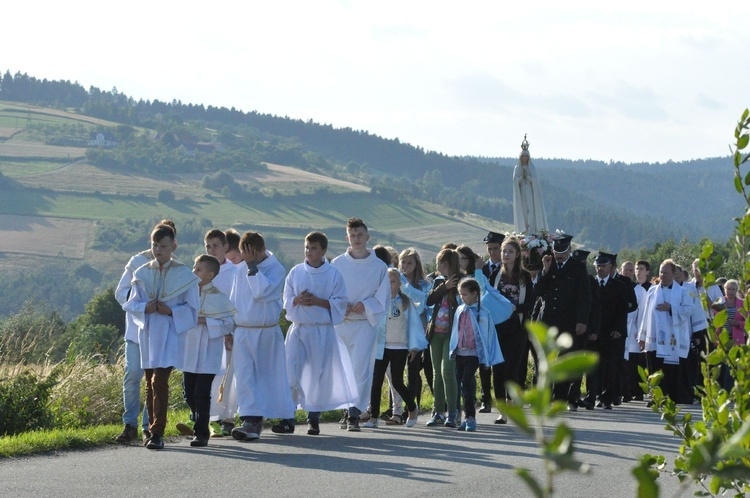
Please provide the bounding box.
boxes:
[115,219,735,450]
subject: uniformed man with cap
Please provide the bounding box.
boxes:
[535,233,591,408]
[586,251,629,409]
[570,249,600,409]
[478,230,505,413]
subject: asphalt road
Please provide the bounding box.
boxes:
[0,401,700,497]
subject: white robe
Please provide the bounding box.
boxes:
[331,249,390,412]
[637,283,693,364]
[512,159,548,235]
[284,260,358,412]
[123,259,200,369]
[625,283,648,358]
[115,249,153,343]
[229,251,296,419]
[178,282,236,374]
[207,259,238,420]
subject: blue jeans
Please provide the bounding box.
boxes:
[123,340,149,430]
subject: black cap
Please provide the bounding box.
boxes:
[571,249,590,263]
[484,231,505,244]
[552,233,573,253]
[594,251,616,266]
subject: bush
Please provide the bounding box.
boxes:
[0,370,57,436]
[157,189,175,203]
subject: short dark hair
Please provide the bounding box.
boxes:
[636,260,650,271]
[151,224,175,243]
[157,219,176,237]
[346,217,368,231]
[225,228,241,252]
[195,254,220,276]
[205,228,227,245]
[240,231,265,252]
[305,231,328,251]
[373,245,392,266]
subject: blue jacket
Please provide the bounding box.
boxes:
[375,295,430,360]
[472,271,515,326]
[449,303,504,367]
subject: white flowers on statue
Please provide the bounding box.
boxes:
[512,148,548,235]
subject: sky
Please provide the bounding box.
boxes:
[3,1,749,163]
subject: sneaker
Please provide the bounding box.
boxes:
[220,421,235,436]
[190,436,209,447]
[458,420,468,431]
[425,412,445,427]
[362,419,379,428]
[495,414,508,424]
[306,420,320,435]
[210,421,224,438]
[115,424,138,444]
[454,410,462,426]
[142,430,151,446]
[444,412,457,428]
[465,416,477,432]
[339,410,349,430]
[231,421,262,441]
[271,419,295,434]
[145,434,164,450]
[175,422,194,436]
[405,409,419,428]
[347,416,361,432]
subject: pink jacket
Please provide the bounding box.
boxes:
[725,296,747,345]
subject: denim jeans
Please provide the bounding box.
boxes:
[122,340,149,430]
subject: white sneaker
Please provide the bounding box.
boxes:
[362,419,379,428]
[406,410,419,428]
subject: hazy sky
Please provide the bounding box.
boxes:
[3,1,748,162]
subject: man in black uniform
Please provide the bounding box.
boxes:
[535,234,591,409]
[478,231,505,413]
[570,249,600,410]
[585,252,629,409]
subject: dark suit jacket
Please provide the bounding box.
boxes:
[614,273,638,314]
[535,257,591,336]
[596,276,629,340]
[481,261,502,288]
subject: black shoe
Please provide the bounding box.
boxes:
[567,403,578,412]
[478,401,492,414]
[190,436,209,447]
[146,434,164,450]
[347,416,360,432]
[271,420,295,434]
[613,397,622,406]
[577,399,594,410]
[596,400,604,408]
[603,403,613,410]
[307,420,320,435]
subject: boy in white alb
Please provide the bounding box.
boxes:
[204,228,239,436]
[177,254,236,447]
[115,219,176,445]
[331,217,390,431]
[123,224,200,450]
[229,231,296,440]
[281,231,357,435]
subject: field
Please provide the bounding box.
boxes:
[0,101,507,317]
[0,214,92,258]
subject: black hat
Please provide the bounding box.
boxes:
[571,249,590,263]
[594,251,616,266]
[552,233,573,253]
[484,231,505,244]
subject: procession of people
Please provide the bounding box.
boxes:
[112,137,743,449]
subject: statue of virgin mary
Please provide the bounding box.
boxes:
[512,135,548,234]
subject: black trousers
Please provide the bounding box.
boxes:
[182,372,215,437]
[480,319,526,403]
[456,355,480,418]
[371,348,416,418]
